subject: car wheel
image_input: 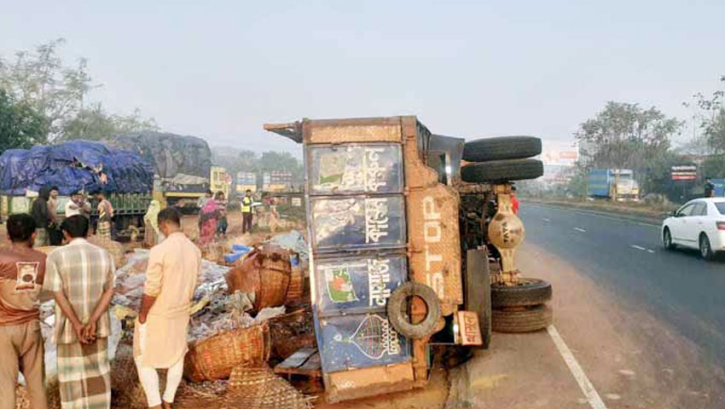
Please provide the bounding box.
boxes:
[700,234,715,261]
[663,228,675,251]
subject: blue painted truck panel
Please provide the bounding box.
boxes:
[306,142,413,374]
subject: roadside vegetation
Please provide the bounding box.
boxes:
[522,75,725,208]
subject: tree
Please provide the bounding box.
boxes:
[0,39,94,143]
[0,39,158,142]
[62,103,158,141]
[0,89,47,155]
[576,102,683,194]
[691,75,725,153]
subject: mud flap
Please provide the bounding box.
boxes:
[464,249,492,349]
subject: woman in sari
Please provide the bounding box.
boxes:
[199,195,219,246]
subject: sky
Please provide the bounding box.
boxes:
[2,0,724,155]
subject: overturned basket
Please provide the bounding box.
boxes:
[184,323,271,382]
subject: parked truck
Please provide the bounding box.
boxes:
[265,117,548,403]
[106,131,216,213]
[235,171,257,194]
[587,168,640,201]
[0,141,154,238]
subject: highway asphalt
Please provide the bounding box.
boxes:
[520,202,725,367]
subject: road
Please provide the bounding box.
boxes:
[520,203,725,367]
[447,202,725,409]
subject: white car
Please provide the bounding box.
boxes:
[662,198,725,260]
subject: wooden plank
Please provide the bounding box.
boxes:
[275,347,316,370]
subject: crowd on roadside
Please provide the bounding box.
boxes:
[1,207,202,409]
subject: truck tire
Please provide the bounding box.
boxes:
[492,304,552,333]
[491,278,552,308]
[464,249,492,349]
[463,136,542,163]
[461,159,544,183]
[387,282,442,339]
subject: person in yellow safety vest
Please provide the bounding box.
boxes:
[241,190,254,234]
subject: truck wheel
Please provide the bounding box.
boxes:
[465,249,492,349]
[491,278,552,308]
[492,304,552,333]
[463,136,542,162]
[461,159,544,183]
[387,282,442,339]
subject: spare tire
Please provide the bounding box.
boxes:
[492,304,552,333]
[491,278,552,308]
[387,282,442,339]
[461,159,544,183]
[463,136,542,162]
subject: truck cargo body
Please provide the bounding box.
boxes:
[0,141,153,235]
[587,168,640,201]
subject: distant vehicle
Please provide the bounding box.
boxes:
[210,166,231,198]
[586,168,640,201]
[662,198,725,260]
[235,171,257,194]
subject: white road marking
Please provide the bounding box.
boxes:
[543,218,551,222]
[574,227,587,233]
[631,245,647,251]
[647,249,655,254]
[547,325,608,409]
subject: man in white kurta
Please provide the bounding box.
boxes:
[134,208,201,409]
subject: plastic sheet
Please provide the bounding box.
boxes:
[0,140,153,195]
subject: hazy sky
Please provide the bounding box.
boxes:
[2,0,724,154]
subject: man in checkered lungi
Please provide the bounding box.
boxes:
[95,192,114,241]
[44,216,116,409]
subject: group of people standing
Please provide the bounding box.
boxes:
[30,189,114,248]
[196,189,255,246]
[1,206,201,409]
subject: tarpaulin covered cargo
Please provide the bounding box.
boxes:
[104,132,212,179]
[0,140,154,196]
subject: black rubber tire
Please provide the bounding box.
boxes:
[492,304,552,333]
[387,282,442,339]
[700,234,715,261]
[491,278,552,308]
[663,228,675,251]
[461,159,544,183]
[464,249,492,349]
[463,136,542,162]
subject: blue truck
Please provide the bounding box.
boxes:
[586,168,640,201]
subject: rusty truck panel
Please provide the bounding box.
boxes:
[401,117,463,315]
[265,116,461,402]
[303,117,404,145]
[325,362,416,403]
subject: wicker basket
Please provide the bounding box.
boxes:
[286,266,304,302]
[184,323,271,382]
[267,308,316,359]
[225,245,292,311]
[226,366,313,409]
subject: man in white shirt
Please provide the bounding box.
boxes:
[64,191,91,218]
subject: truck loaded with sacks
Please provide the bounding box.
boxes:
[264,116,550,402]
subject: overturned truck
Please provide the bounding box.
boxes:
[265,116,550,402]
